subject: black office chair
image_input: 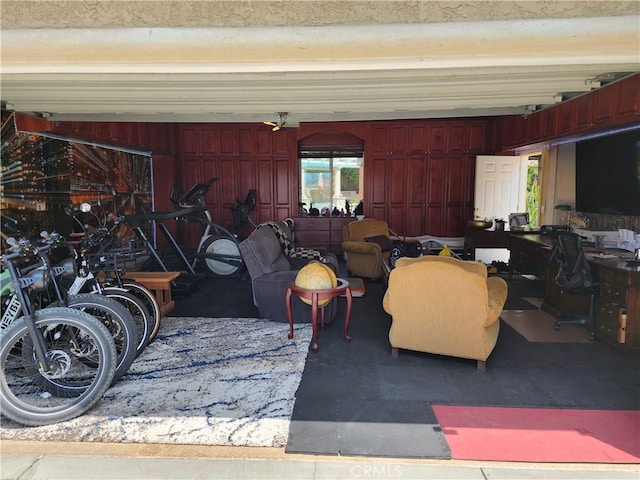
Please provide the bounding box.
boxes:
[549,231,598,340]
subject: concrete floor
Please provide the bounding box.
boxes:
[2,440,639,480]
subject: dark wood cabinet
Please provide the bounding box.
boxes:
[273,154,295,221]
[501,114,526,150]
[292,216,353,255]
[387,153,408,233]
[406,153,427,235]
[180,125,219,156]
[468,122,488,153]
[539,107,558,140]
[367,154,388,222]
[523,112,540,144]
[444,154,465,234]
[424,154,446,236]
[370,124,390,155]
[448,124,466,153]
[574,93,594,132]
[428,124,447,153]
[616,73,640,124]
[593,261,640,349]
[366,120,486,237]
[556,100,576,136]
[408,124,427,154]
[496,73,639,153]
[592,82,619,128]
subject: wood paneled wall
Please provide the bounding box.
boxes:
[16,72,638,242]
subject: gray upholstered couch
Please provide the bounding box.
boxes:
[239,222,339,323]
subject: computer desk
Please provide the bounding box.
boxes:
[508,233,639,351]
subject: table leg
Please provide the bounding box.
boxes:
[311,292,319,353]
[344,287,352,343]
[286,287,294,340]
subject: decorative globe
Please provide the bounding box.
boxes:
[294,260,338,306]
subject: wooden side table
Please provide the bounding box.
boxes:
[120,271,180,315]
[285,278,352,352]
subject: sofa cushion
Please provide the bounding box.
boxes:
[242,226,290,275]
[262,221,323,260]
[261,221,295,257]
[365,234,393,252]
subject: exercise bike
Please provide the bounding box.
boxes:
[120,178,245,295]
[227,188,257,239]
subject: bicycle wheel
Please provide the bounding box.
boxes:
[62,294,137,386]
[200,235,244,277]
[101,288,152,357]
[0,307,116,426]
[119,282,162,343]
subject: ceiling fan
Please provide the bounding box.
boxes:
[263,112,289,131]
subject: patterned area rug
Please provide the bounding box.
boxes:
[0,317,312,447]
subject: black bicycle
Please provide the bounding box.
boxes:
[0,237,117,426]
[66,203,161,347]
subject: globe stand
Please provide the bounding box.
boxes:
[285,278,352,352]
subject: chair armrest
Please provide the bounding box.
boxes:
[382,290,392,315]
[341,241,381,255]
[485,276,508,327]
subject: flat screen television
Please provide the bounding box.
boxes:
[575,128,640,216]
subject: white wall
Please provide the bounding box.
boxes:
[539,143,577,226]
[555,142,576,208]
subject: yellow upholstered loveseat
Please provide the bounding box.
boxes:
[383,255,508,370]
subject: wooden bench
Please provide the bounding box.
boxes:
[121,271,181,315]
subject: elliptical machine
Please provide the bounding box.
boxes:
[121,178,245,295]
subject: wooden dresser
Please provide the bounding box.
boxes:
[291,216,354,256]
[589,257,640,349]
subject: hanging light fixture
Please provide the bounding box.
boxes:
[263,112,288,131]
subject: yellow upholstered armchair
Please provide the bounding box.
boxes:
[383,256,508,370]
[342,219,392,279]
[342,218,418,279]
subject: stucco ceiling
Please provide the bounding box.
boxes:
[1,1,639,124]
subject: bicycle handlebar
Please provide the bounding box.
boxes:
[5,231,66,254]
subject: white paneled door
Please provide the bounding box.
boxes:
[474,155,523,223]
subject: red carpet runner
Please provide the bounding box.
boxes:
[432,405,640,463]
